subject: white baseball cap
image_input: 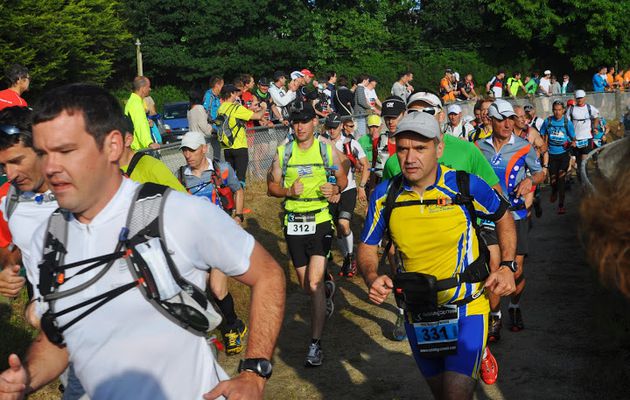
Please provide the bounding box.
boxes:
[180,131,206,150]
[575,89,586,99]
[544,70,551,75]
[406,91,443,109]
[447,104,462,115]
[488,99,516,120]
[290,71,305,80]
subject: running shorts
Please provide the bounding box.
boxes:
[549,152,570,177]
[328,188,357,222]
[405,312,488,380]
[285,221,334,268]
[480,218,529,255]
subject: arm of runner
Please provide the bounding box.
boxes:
[0,332,69,398]
[204,241,285,400]
[357,242,393,305]
[320,147,348,199]
[515,146,544,197]
[0,265,25,298]
[266,153,302,198]
[485,210,517,296]
[358,156,370,203]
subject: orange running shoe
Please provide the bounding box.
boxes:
[480,347,498,385]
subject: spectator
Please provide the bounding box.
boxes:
[240,74,256,109]
[365,76,382,114]
[457,73,478,101]
[592,66,608,92]
[524,75,538,94]
[486,70,506,98]
[143,95,162,144]
[606,66,616,91]
[269,71,298,124]
[550,75,562,95]
[322,71,337,112]
[124,76,158,151]
[0,64,30,111]
[187,85,214,139]
[391,71,414,102]
[203,76,224,122]
[253,77,275,124]
[333,75,354,117]
[506,72,526,98]
[615,68,626,92]
[445,104,475,141]
[561,74,575,94]
[353,74,371,138]
[538,70,552,96]
[440,68,457,103]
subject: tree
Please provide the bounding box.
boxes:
[0,0,131,92]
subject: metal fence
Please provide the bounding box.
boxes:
[143,91,630,182]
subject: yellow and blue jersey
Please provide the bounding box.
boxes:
[361,165,508,316]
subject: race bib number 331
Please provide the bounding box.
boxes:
[411,305,459,357]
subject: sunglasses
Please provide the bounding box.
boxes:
[0,124,22,136]
[345,124,355,128]
[408,107,440,116]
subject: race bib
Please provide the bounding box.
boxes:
[410,305,459,357]
[576,139,590,148]
[286,213,316,236]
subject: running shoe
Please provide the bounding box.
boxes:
[480,347,498,385]
[488,315,502,343]
[305,343,323,367]
[338,255,350,277]
[324,273,336,318]
[222,319,248,355]
[347,253,358,277]
[392,308,407,341]
[508,307,524,332]
[558,206,566,215]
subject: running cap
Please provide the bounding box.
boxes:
[273,71,286,81]
[258,77,270,86]
[393,111,441,139]
[453,72,460,81]
[180,131,206,150]
[367,115,382,127]
[488,99,516,120]
[288,100,315,122]
[447,104,462,115]
[300,69,315,78]
[544,70,552,75]
[290,71,304,80]
[575,89,586,98]
[324,113,342,128]
[406,90,443,109]
[381,96,406,118]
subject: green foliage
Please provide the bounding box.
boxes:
[0,0,130,92]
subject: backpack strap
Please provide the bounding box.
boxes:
[124,152,146,178]
[280,141,294,186]
[319,140,331,169]
[5,184,19,220]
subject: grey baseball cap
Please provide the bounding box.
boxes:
[393,111,441,139]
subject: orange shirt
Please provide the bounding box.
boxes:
[615,74,625,92]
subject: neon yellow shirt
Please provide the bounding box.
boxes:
[217,101,254,150]
[121,153,186,192]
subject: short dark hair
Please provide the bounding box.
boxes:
[398,71,412,80]
[240,74,253,86]
[189,84,205,105]
[552,100,565,109]
[32,83,127,150]
[4,64,29,86]
[0,106,33,150]
[337,75,348,87]
[209,76,223,88]
[355,74,368,83]
[368,75,378,83]
[326,71,336,81]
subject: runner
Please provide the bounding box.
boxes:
[0,83,285,400]
[358,111,517,400]
[323,113,369,278]
[266,100,347,367]
[524,103,544,132]
[539,100,576,214]
[444,104,474,141]
[178,130,249,355]
[469,99,494,142]
[476,99,545,339]
[358,115,388,193]
[567,90,600,181]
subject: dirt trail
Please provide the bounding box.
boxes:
[219,185,630,399]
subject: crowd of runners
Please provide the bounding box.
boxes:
[0,61,624,400]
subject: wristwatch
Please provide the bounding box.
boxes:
[238,358,273,379]
[499,260,518,273]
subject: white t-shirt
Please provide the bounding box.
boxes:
[28,178,254,400]
[444,122,475,141]
[568,104,599,141]
[364,88,379,110]
[531,116,544,132]
[538,77,551,94]
[331,136,366,191]
[0,187,58,286]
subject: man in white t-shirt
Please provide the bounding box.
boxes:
[321,113,368,277]
[567,89,600,177]
[444,104,474,140]
[538,70,552,96]
[364,76,382,114]
[0,83,285,400]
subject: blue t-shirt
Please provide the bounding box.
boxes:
[540,116,576,155]
[202,91,221,121]
[593,117,606,147]
[592,74,608,92]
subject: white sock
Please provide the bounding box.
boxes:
[336,237,347,255]
[490,311,502,318]
[509,302,520,309]
[344,231,354,256]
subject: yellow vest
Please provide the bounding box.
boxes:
[278,140,333,225]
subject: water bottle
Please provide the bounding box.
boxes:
[327,165,338,184]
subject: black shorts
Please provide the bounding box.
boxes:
[223,147,249,184]
[549,152,570,176]
[285,221,334,268]
[572,143,592,157]
[329,188,357,221]
[480,218,529,256]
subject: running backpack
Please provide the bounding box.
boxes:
[215,103,246,147]
[567,104,594,123]
[3,184,56,221]
[37,183,222,345]
[178,160,235,213]
[380,171,492,293]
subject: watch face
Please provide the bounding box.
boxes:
[259,360,273,377]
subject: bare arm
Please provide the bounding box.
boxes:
[205,241,285,399]
[483,210,516,296]
[233,188,244,216]
[358,242,393,304]
[267,153,293,198]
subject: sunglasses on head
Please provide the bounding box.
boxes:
[408,107,440,116]
[0,124,22,136]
